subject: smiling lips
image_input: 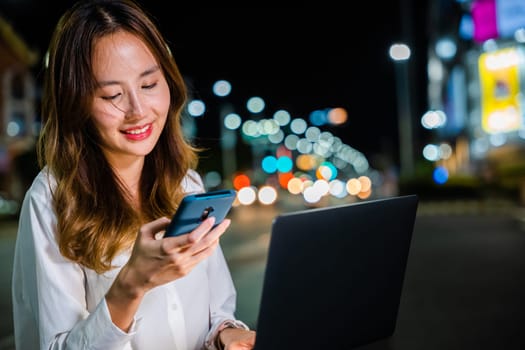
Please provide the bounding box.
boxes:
[121,123,153,141]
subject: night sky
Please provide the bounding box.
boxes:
[0,1,431,171]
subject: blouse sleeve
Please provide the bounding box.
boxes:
[11,172,134,350]
[203,245,250,350]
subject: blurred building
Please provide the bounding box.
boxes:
[0,15,39,203]
[423,0,525,203]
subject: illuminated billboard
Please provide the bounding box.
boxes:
[478,47,524,134]
[471,0,525,42]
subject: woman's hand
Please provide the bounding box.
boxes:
[220,328,257,350]
[106,216,230,331]
[125,215,229,291]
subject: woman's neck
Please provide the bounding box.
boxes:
[110,157,145,207]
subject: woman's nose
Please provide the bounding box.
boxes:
[125,91,145,118]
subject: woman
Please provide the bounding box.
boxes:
[11,0,256,349]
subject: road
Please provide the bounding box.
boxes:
[1,196,524,349]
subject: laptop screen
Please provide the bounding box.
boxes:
[252,194,418,350]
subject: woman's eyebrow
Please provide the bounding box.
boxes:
[97,65,160,87]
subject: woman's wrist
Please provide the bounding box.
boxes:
[105,266,145,332]
[215,321,239,349]
[215,322,237,350]
[112,264,146,299]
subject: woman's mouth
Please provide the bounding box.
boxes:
[121,123,153,140]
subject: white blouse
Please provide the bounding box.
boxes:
[12,168,247,350]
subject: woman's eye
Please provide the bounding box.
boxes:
[101,93,121,100]
[143,82,157,90]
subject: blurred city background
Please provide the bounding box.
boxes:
[1,0,525,349]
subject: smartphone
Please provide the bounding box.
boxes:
[164,189,236,237]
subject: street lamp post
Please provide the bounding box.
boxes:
[220,103,237,185]
[389,43,414,179]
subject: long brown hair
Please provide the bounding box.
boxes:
[38,0,199,273]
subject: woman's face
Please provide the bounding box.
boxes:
[90,30,170,168]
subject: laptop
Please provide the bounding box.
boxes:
[252,194,419,350]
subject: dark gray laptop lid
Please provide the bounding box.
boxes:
[253,194,419,350]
